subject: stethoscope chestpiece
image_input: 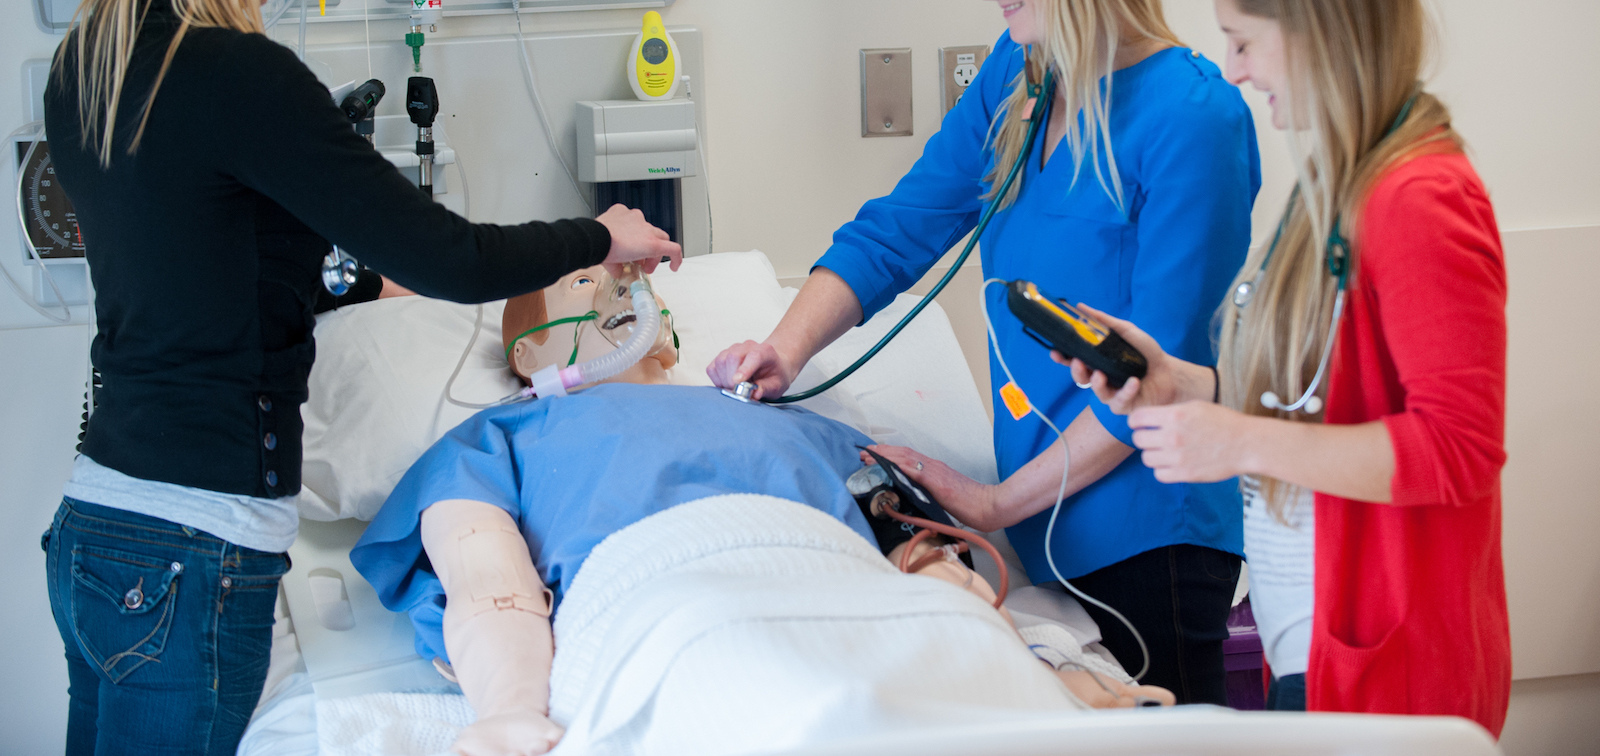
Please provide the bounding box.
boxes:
[721,381,760,404]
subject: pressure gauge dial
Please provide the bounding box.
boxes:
[16,140,84,260]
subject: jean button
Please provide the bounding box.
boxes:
[263,433,277,451]
[265,470,279,487]
[123,587,143,609]
[258,395,273,412]
[221,576,232,589]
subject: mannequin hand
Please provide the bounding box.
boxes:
[1051,303,1180,415]
[596,204,682,276]
[707,340,799,400]
[1128,401,1255,483]
[859,445,1006,532]
[451,709,564,756]
[1055,668,1175,709]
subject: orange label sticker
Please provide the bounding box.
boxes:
[1000,381,1031,421]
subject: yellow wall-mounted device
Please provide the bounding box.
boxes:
[630,11,680,101]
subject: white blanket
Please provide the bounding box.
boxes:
[309,495,1092,756]
[548,495,1086,755]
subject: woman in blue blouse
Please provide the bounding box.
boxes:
[709,0,1258,703]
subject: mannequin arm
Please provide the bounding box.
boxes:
[420,499,562,756]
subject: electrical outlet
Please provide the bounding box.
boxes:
[940,45,990,116]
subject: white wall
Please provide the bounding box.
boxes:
[2,0,1597,751]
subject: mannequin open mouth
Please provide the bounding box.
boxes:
[601,310,638,331]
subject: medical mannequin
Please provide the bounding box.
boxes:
[384,267,1169,756]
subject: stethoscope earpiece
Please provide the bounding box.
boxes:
[1259,389,1324,415]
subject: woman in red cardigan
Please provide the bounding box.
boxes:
[1064,0,1511,736]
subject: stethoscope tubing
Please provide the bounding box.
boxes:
[764,69,1057,404]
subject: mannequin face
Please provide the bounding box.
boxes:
[504,265,678,386]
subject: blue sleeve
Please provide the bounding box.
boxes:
[1089,76,1260,445]
[351,408,525,615]
[814,32,1022,323]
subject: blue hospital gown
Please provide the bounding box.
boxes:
[350,383,878,663]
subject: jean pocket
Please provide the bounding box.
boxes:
[70,545,185,683]
[1197,546,1241,584]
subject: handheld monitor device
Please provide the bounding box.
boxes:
[1005,280,1147,388]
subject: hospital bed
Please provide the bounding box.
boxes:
[235,251,1500,755]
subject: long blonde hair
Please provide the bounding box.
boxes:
[56,0,264,167]
[985,0,1180,212]
[1217,0,1460,515]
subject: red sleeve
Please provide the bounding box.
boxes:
[1360,161,1508,506]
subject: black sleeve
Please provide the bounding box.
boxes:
[219,34,609,304]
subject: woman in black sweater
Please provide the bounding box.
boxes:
[39,1,679,753]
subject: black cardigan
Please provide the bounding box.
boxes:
[46,5,609,499]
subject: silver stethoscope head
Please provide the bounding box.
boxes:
[322,246,360,296]
[1232,271,1263,308]
[721,381,760,404]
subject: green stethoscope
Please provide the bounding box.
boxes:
[740,67,1059,405]
[1234,94,1418,415]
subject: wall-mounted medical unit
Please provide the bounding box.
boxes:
[575,98,698,244]
[33,0,676,33]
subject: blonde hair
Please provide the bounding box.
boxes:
[1217,0,1459,516]
[986,0,1180,212]
[56,0,264,167]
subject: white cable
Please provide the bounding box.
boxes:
[437,121,470,219]
[7,120,73,323]
[687,76,713,254]
[444,302,494,409]
[363,0,373,78]
[297,0,307,60]
[981,278,1150,681]
[263,0,292,30]
[440,129,488,410]
[510,0,591,215]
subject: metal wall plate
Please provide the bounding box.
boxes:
[939,45,989,117]
[861,48,913,137]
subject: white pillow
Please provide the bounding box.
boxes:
[297,250,996,522]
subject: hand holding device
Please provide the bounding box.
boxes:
[1050,302,1215,416]
[1006,280,1147,388]
[707,341,798,401]
[596,204,682,275]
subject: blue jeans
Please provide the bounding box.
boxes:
[43,498,289,755]
[1266,672,1307,711]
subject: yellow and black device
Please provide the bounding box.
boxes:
[1005,280,1147,388]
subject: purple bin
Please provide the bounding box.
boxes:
[1224,598,1265,710]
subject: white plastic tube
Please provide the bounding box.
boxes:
[528,279,660,399]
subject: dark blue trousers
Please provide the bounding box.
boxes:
[44,498,289,755]
[1064,543,1242,706]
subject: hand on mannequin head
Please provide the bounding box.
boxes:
[503,264,679,388]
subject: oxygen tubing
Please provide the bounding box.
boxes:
[525,279,661,400]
